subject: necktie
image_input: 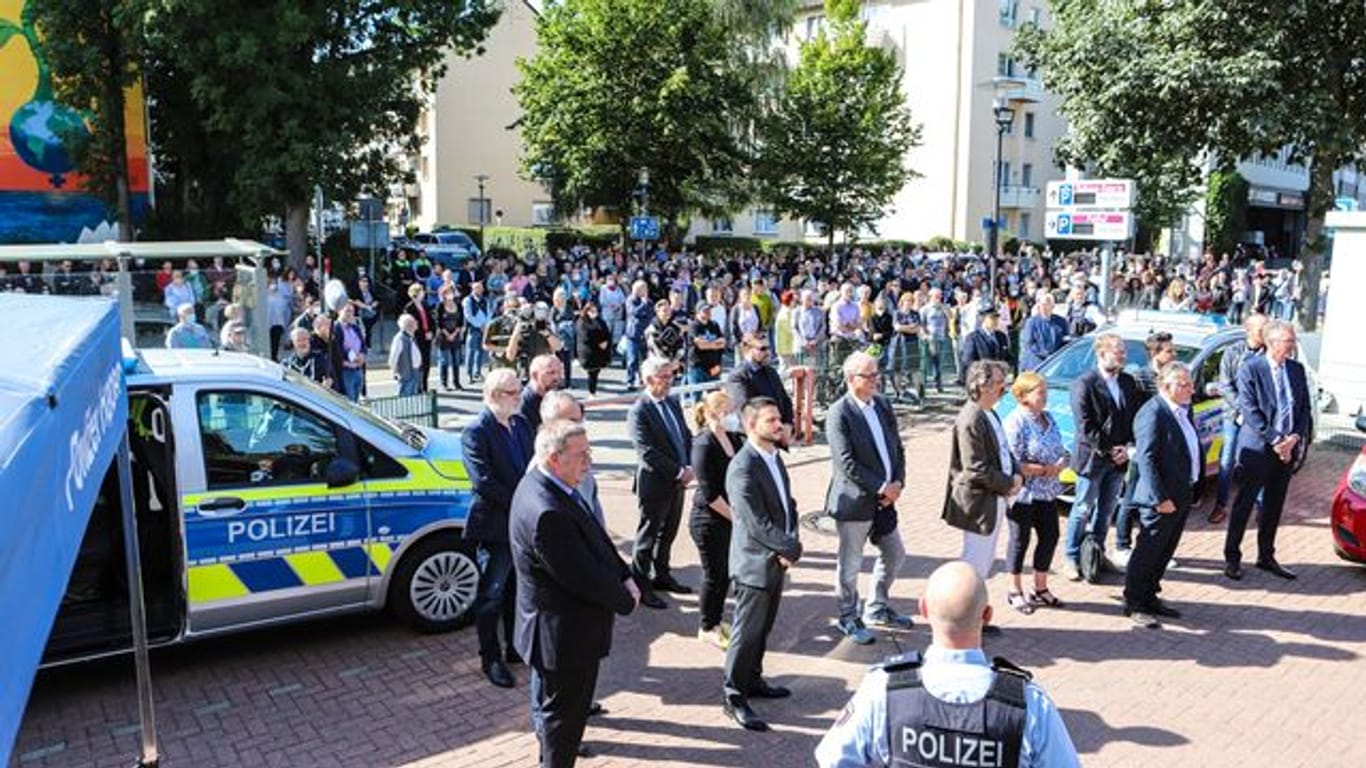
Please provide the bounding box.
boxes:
[1274,365,1293,434]
[658,400,686,462]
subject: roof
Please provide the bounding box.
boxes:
[1105,310,1235,349]
[131,348,285,385]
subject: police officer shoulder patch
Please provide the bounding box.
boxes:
[877,651,924,673]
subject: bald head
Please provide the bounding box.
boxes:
[920,561,990,646]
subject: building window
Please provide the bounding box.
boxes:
[1028,6,1042,27]
[1024,112,1036,139]
[532,202,556,226]
[712,217,734,234]
[997,161,1011,188]
[1021,163,1033,187]
[754,209,778,236]
[999,0,1019,28]
[996,53,1015,78]
[1019,213,1031,239]
[805,14,825,40]
[467,197,491,226]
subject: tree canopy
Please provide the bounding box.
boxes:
[1017,0,1366,329]
[755,0,920,247]
[514,0,756,234]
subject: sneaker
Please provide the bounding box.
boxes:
[698,626,730,650]
[864,607,914,630]
[1063,560,1083,582]
[1108,547,1132,571]
[837,617,877,645]
[1167,557,1179,570]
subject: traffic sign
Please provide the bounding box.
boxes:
[1046,179,1135,210]
[1044,210,1134,241]
[630,216,660,241]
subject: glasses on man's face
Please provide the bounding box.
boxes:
[753,346,770,353]
[496,388,521,397]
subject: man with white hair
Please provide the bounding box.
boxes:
[284,326,328,385]
[627,356,695,608]
[815,561,1078,767]
[388,314,422,395]
[165,303,213,349]
[1019,290,1067,372]
[510,420,638,767]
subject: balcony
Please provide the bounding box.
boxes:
[998,185,1040,209]
[1001,77,1045,105]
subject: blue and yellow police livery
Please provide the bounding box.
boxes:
[43,349,478,665]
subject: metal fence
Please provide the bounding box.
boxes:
[367,391,440,428]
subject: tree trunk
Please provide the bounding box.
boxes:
[101,1,131,241]
[1299,157,1335,332]
[286,202,310,273]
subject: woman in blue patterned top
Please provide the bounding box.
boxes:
[1002,371,1070,614]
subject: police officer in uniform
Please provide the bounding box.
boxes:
[815,561,1078,768]
[484,295,524,372]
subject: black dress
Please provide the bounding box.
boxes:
[689,428,742,632]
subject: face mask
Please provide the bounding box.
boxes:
[721,412,742,432]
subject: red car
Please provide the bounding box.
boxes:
[1331,415,1366,563]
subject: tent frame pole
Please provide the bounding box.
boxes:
[116,435,159,767]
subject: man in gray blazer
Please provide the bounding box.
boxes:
[943,360,1022,636]
[825,352,911,645]
[723,397,803,733]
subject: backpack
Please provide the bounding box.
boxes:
[1078,533,1105,584]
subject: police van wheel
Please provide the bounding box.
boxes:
[390,536,480,633]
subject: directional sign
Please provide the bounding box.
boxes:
[1044,210,1134,241]
[1046,179,1135,210]
[629,216,660,241]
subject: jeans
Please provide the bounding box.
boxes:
[834,518,906,622]
[1215,419,1240,508]
[437,345,461,388]
[473,541,515,660]
[340,367,363,402]
[921,337,945,391]
[1064,462,1126,564]
[398,375,421,396]
[684,365,717,404]
[624,338,644,388]
[1006,499,1061,574]
[464,327,485,379]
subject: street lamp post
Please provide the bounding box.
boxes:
[989,98,1015,300]
[637,167,650,257]
[474,173,489,245]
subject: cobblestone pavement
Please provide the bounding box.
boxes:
[12,399,1366,767]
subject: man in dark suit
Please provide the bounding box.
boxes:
[1123,363,1199,629]
[1063,332,1140,581]
[1224,320,1312,581]
[957,303,1011,384]
[725,333,795,437]
[461,368,535,688]
[627,355,695,608]
[520,354,564,432]
[825,351,911,646]
[511,420,638,767]
[724,397,804,732]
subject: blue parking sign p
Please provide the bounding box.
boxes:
[1058,184,1074,207]
[1056,213,1072,235]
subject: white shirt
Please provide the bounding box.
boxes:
[1161,396,1201,484]
[753,442,793,532]
[1100,370,1123,407]
[853,395,893,486]
[986,408,1013,476]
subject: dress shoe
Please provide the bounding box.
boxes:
[639,591,667,609]
[652,576,694,594]
[1256,559,1297,580]
[1223,562,1243,581]
[576,744,593,758]
[588,701,607,717]
[1148,600,1181,619]
[752,681,792,699]
[723,698,770,732]
[482,659,515,689]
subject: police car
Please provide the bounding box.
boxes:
[996,310,1319,499]
[44,348,478,663]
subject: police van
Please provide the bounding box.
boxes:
[44,348,478,664]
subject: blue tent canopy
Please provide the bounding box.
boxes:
[0,295,129,762]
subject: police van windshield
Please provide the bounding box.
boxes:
[280,369,425,448]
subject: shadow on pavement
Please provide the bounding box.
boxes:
[1059,707,1189,753]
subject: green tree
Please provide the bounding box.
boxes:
[1204,169,1249,260]
[146,0,500,266]
[755,0,920,249]
[29,0,147,241]
[1017,0,1366,330]
[515,0,755,239]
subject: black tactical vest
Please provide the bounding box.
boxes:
[885,655,1029,768]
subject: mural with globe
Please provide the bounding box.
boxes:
[0,0,149,243]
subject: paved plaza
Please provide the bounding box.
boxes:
[12,379,1366,767]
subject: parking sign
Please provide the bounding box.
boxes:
[630,216,660,241]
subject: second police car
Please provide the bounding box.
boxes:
[46,347,479,663]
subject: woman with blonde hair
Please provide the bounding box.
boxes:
[688,389,742,649]
[1001,370,1069,614]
